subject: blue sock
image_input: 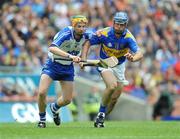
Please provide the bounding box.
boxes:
[99,104,107,113]
[39,112,46,122]
[52,102,60,112]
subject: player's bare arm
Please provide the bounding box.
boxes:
[124,50,143,62]
[81,40,91,61]
[49,46,81,62]
[79,41,91,68]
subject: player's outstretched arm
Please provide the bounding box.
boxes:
[125,50,143,62]
[49,46,70,58]
[49,46,81,62]
[79,40,91,68]
[81,40,91,60]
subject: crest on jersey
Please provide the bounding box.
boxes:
[107,43,112,48]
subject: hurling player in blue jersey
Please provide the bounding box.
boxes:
[81,12,143,128]
[37,15,89,128]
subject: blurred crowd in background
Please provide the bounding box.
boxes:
[0,0,179,120]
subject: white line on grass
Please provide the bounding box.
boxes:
[52,136,179,139]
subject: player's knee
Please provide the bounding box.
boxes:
[63,99,71,105]
[111,97,118,105]
[38,89,46,97]
[107,82,118,90]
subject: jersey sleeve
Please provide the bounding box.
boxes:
[84,28,100,45]
[89,27,111,45]
[128,38,140,53]
[51,28,70,47]
[125,30,140,53]
[89,34,101,45]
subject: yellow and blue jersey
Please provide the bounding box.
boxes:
[89,27,140,64]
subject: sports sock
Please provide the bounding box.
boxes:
[39,112,46,122]
[99,104,106,113]
[52,102,60,112]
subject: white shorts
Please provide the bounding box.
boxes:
[98,63,129,86]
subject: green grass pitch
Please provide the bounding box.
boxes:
[0,121,180,139]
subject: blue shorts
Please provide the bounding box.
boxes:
[41,58,74,81]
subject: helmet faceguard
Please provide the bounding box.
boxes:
[113,12,128,35]
[113,12,129,25]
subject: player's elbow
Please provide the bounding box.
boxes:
[139,52,143,59]
[134,51,143,61]
[48,46,57,53]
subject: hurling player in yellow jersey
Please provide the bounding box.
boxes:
[81,12,143,128]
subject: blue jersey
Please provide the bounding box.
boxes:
[89,27,140,64]
[49,26,91,65]
[42,26,92,81]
